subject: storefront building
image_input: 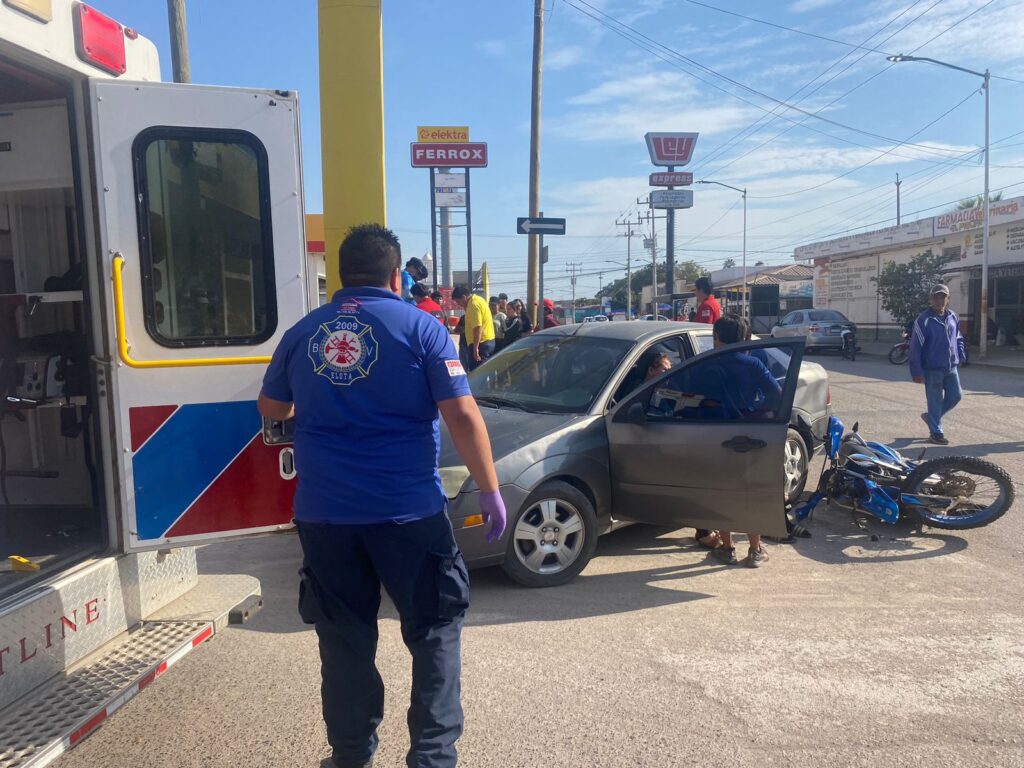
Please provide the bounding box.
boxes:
[795,196,1024,344]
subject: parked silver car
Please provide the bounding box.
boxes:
[770,309,856,353]
[440,323,829,587]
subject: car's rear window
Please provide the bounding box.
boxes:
[807,310,848,323]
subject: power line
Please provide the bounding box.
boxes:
[565,0,973,157]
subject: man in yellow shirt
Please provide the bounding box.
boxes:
[452,285,495,371]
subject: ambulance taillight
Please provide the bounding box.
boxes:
[72,2,126,76]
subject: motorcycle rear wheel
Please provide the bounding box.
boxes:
[888,344,909,365]
[902,456,1014,529]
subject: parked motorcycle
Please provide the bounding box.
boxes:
[889,330,911,365]
[840,327,857,361]
[795,416,1014,530]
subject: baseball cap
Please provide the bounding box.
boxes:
[543,298,555,310]
[930,284,950,296]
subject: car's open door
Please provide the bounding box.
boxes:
[89,80,307,552]
[605,339,804,537]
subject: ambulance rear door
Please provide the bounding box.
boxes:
[90,79,307,552]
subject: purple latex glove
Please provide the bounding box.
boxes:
[479,490,507,542]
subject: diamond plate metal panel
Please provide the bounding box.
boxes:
[132,548,198,620]
[0,559,129,711]
[0,549,198,712]
[0,621,206,768]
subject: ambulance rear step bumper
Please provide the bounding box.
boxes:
[0,574,260,768]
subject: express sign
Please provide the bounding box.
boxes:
[649,172,693,186]
[645,132,699,167]
[411,142,488,168]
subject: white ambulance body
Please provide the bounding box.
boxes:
[0,2,304,763]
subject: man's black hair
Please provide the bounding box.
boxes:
[430,291,443,302]
[338,223,401,287]
[498,293,508,301]
[405,256,428,281]
[695,276,713,295]
[713,315,743,345]
[489,296,499,304]
[451,285,471,300]
[410,283,428,299]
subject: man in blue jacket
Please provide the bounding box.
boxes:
[909,284,967,445]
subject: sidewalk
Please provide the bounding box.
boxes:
[857,340,1024,373]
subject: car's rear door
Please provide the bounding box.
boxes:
[605,339,804,537]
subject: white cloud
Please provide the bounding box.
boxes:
[788,0,840,12]
[475,39,508,57]
[546,46,586,71]
[568,71,699,106]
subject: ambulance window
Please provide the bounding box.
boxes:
[134,128,277,347]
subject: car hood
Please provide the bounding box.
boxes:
[439,406,581,467]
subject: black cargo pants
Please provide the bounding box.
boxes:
[296,512,470,768]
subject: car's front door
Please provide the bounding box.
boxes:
[605,339,804,537]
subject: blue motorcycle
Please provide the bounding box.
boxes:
[795,416,1014,530]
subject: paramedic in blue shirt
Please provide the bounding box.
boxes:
[258,224,506,768]
[909,283,967,445]
[401,256,428,303]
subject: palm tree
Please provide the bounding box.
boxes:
[955,191,1003,210]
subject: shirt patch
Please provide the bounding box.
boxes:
[446,359,466,377]
[308,316,380,386]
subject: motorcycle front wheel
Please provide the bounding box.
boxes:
[888,344,909,365]
[901,456,1015,529]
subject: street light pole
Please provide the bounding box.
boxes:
[887,54,990,359]
[697,180,747,316]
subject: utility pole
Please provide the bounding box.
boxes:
[616,212,642,319]
[166,0,191,83]
[895,173,902,225]
[637,196,667,315]
[526,0,545,328]
[566,261,583,321]
[439,167,453,287]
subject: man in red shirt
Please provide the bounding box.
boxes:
[542,298,559,329]
[694,277,721,325]
[411,283,444,323]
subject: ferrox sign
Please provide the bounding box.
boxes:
[411,142,487,168]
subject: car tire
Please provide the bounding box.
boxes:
[784,428,810,506]
[501,480,598,588]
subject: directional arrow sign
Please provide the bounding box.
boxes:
[517,216,566,235]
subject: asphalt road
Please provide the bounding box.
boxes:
[60,355,1024,768]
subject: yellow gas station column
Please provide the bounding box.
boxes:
[318,0,387,295]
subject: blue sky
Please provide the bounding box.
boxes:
[94,0,1024,300]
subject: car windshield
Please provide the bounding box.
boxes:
[469,334,633,413]
[807,310,848,323]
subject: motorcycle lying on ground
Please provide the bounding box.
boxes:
[794,416,1014,530]
[889,330,911,365]
[840,326,858,361]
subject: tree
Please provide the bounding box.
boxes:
[871,248,952,329]
[722,257,736,269]
[953,191,1002,211]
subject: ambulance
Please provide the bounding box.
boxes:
[0,2,306,763]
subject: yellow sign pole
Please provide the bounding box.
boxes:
[318,0,387,295]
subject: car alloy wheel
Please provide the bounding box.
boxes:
[784,428,809,505]
[502,480,598,588]
[513,498,585,575]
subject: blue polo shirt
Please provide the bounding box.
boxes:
[261,287,471,524]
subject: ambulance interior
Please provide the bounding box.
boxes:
[0,59,104,598]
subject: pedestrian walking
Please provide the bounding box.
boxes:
[258,224,506,768]
[452,286,495,371]
[910,284,967,445]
